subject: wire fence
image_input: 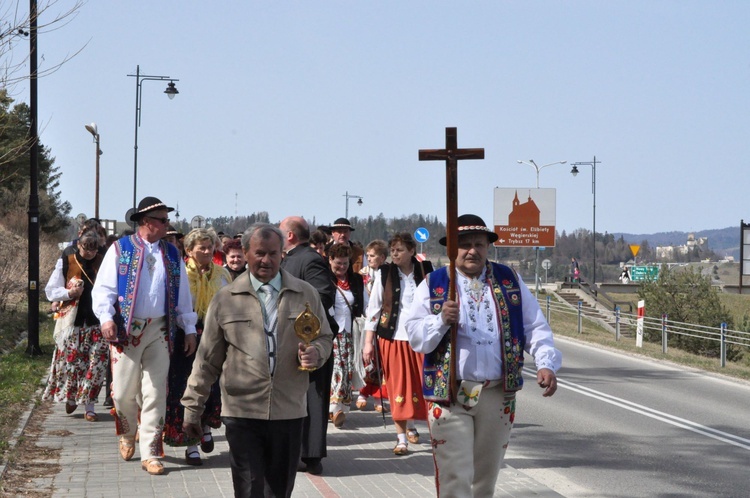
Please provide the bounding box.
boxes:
[538,295,750,368]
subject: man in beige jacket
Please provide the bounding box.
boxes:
[182,223,333,498]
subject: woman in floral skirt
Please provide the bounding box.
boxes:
[327,243,366,428]
[43,231,107,421]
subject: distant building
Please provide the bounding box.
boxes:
[656,233,708,259]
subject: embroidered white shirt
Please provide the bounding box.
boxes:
[404,265,562,382]
[92,239,197,334]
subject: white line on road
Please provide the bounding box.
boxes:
[524,368,750,451]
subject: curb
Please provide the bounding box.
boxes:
[0,384,45,482]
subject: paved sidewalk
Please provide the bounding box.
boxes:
[34,401,562,497]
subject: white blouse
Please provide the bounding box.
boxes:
[333,282,369,334]
[364,266,418,342]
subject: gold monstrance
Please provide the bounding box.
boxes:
[294,302,321,371]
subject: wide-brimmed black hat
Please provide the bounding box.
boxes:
[439,214,499,246]
[330,218,355,231]
[165,225,179,236]
[129,196,175,222]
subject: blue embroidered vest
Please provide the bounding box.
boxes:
[422,261,526,402]
[113,234,182,352]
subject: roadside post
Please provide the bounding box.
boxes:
[636,300,645,348]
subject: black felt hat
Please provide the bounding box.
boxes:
[438,214,499,246]
[330,218,354,231]
[129,196,174,222]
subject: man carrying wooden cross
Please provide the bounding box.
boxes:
[404,214,561,497]
[407,128,560,496]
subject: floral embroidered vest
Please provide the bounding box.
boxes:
[113,234,181,352]
[423,261,526,402]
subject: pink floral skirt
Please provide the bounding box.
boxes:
[43,324,108,405]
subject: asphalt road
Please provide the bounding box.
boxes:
[504,336,750,498]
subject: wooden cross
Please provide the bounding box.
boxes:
[418,127,484,402]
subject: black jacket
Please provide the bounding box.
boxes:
[281,243,338,333]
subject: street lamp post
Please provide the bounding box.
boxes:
[516,159,567,296]
[343,191,363,218]
[84,123,102,219]
[571,156,600,290]
[127,65,179,228]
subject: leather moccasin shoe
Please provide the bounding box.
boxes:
[65,402,78,415]
[141,459,164,475]
[332,411,346,428]
[393,442,409,456]
[119,437,135,461]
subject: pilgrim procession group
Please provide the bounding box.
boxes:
[43,193,562,497]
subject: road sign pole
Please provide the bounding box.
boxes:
[534,247,540,297]
[414,228,430,259]
[541,258,552,287]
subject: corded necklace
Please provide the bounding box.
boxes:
[74,255,95,286]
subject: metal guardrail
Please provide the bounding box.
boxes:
[539,295,750,368]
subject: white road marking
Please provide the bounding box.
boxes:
[524,367,750,451]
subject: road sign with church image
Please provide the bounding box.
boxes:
[493,188,556,247]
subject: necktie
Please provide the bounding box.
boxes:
[260,284,278,374]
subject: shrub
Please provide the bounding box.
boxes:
[637,265,741,360]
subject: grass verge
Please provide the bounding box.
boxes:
[0,306,54,464]
[546,297,750,382]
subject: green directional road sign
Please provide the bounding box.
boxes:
[630,265,659,281]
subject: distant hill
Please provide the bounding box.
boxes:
[612,226,740,260]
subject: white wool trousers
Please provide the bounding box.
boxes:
[427,382,516,498]
[110,316,170,461]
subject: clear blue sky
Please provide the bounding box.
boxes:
[14,1,750,235]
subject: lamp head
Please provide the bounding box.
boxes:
[570,165,579,176]
[84,123,98,137]
[357,198,363,206]
[164,81,179,99]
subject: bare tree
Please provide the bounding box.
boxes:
[0,1,85,170]
[0,0,86,92]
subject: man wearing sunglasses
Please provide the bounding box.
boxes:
[92,196,198,476]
